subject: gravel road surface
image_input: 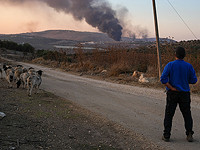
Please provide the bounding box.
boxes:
[14,61,200,149]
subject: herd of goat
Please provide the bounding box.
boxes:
[0,64,43,96]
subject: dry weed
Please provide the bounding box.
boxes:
[109,62,131,77]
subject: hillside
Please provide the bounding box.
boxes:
[0,30,115,50]
[23,30,114,42]
[0,30,175,50]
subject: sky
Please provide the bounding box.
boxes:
[0,0,199,41]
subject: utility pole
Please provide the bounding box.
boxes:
[152,0,162,78]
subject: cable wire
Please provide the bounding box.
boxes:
[166,0,198,40]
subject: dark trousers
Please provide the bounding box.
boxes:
[163,90,194,138]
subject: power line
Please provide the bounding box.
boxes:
[166,0,198,40]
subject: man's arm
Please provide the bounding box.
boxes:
[160,63,170,84]
[164,82,178,91]
[161,63,178,91]
[189,65,197,84]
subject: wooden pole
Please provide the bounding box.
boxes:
[152,0,162,78]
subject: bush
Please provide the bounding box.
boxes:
[0,40,35,53]
[109,62,131,76]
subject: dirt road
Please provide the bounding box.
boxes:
[14,61,200,149]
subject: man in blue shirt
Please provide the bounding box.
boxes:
[160,47,197,142]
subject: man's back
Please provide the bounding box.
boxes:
[160,59,197,92]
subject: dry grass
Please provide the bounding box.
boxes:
[109,62,131,76]
[33,43,200,78]
[35,43,200,74]
[31,40,200,93]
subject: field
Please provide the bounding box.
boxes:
[32,40,200,94]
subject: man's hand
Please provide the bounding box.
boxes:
[171,87,179,91]
[164,83,179,91]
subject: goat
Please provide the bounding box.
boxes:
[14,66,24,88]
[4,66,14,88]
[18,67,36,89]
[15,65,27,73]
[20,72,29,89]
[132,71,142,78]
[0,68,2,78]
[3,64,7,72]
[27,70,43,96]
[28,67,36,76]
[139,73,149,83]
[22,67,28,73]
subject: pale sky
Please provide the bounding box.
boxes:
[0,0,199,41]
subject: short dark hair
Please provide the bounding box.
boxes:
[175,47,186,59]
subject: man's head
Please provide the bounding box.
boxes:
[175,47,186,59]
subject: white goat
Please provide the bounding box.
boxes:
[27,70,43,96]
[139,73,149,83]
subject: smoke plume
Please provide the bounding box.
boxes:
[26,21,39,32]
[117,6,148,39]
[3,0,123,41]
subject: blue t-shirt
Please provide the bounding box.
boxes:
[160,59,197,92]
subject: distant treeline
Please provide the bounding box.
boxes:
[0,40,35,53]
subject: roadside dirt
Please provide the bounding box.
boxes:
[0,78,165,150]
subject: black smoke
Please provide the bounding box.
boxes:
[3,0,123,41]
